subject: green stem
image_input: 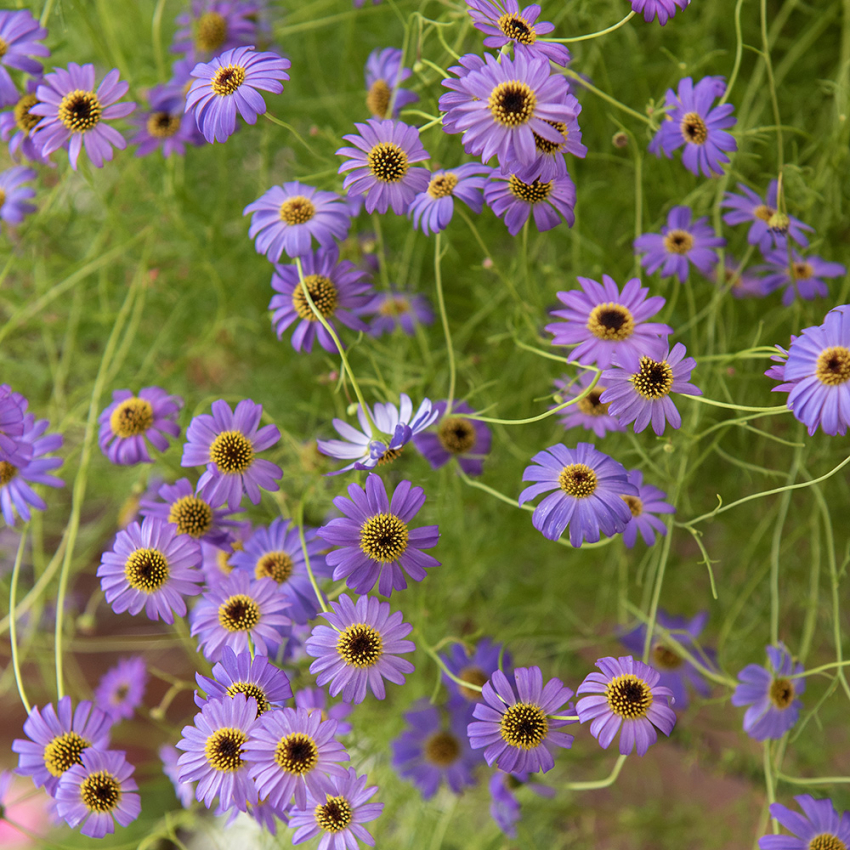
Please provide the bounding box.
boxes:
[565,754,628,790]
[10,527,32,714]
[263,113,321,157]
[433,232,457,412]
[543,11,635,42]
[297,501,329,614]
[562,70,653,126]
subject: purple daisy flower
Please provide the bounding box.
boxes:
[160,745,195,808]
[620,610,712,710]
[97,516,204,624]
[438,51,573,171]
[269,246,371,354]
[245,182,352,262]
[139,477,242,548]
[172,0,262,60]
[318,473,440,596]
[231,518,330,623]
[485,169,576,235]
[408,163,491,236]
[0,11,49,104]
[754,249,845,306]
[364,47,419,119]
[630,0,689,25]
[98,387,182,466]
[185,46,291,144]
[0,166,36,226]
[336,118,430,214]
[600,342,701,435]
[317,393,438,473]
[294,687,354,736]
[0,385,27,464]
[546,275,672,368]
[176,694,259,811]
[776,307,850,436]
[576,655,677,756]
[131,85,204,158]
[0,409,63,526]
[289,767,384,850]
[731,643,805,740]
[489,770,554,838]
[412,400,492,476]
[649,76,736,177]
[552,373,624,439]
[759,795,850,850]
[466,0,570,65]
[634,205,725,283]
[181,398,282,509]
[0,78,52,164]
[518,443,637,546]
[94,657,148,722]
[442,638,513,711]
[620,469,675,548]
[31,64,135,170]
[439,53,487,135]
[721,181,813,252]
[306,593,415,704]
[190,570,292,661]
[392,701,479,799]
[364,287,434,336]
[468,666,575,773]
[243,706,349,809]
[196,646,293,715]
[54,749,140,838]
[715,254,770,298]
[12,696,112,795]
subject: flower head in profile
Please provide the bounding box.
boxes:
[31,64,136,170]
[94,658,148,722]
[468,666,575,774]
[519,442,637,546]
[172,0,263,60]
[0,11,49,103]
[552,373,624,439]
[185,47,291,144]
[754,249,845,306]
[466,0,570,65]
[364,288,434,337]
[306,593,415,704]
[364,47,418,119]
[731,643,805,740]
[269,246,372,354]
[441,638,512,712]
[649,77,736,177]
[0,79,53,165]
[318,473,440,596]
[54,749,140,838]
[409,164,491,236]
[721,181,813,252]
[758,795,850,850]
[485,170,576,235]
[630,0,689,25]
[0,166,36,227]
[131,84,204,158]
[620,469,675,548]
[576,655,676,755]
[546,275,672,368]
[337,118,430,214]
[634,205,725,283]
[98,387,182,466]
[12,696,112,795]
[288,768,384,850]
[98,516,204,623]
[412,400,492,476]
[182,399,282,508]
[392,701,478,799]
[601,342,701,435]
[317,393,438,474]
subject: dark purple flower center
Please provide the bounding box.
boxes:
[218,594,261,632]
[651,643,683,669]
[147,111,181,139]
[367,79,392,119]
[622,494,644,518]
[815,346,850,386]
[428,173,458,199]
[632,356,674,400]
[367,141,409,183]
[14,93,40,134]
[124,548,170,592]
[533,120,568,155]
[168,495,213,537]
[577,388,609,417]
[558,463,598,498]
[497,13,537,44]
[768,677,795,709]
[293,274,338,321]
[457,665,488,700]
[508,174,551,204]
[489,81,537,128]
[196,11,228,52]
[315,795,353,833]
[255,550,294,583]
[279,195,316,225]
[438,416,476,454]
[225,681,271,715]
[0,460,17,486]
[110,397,154,438]
[663,229,694,255]
[792,261,813,280]
[209,430,255,473]
[605,673,653,719]
[80,770,122,813]
[211,64,246,96]
[753,204,775,223]
[499,702,548,749]
[680,111,708,145]
[360,512,409,562]
[59,90,102,133]
[808,834,847,850]
[204,726,247,771]
[43,731,90,777]
[424,731,461,766]
[337,623,384,668]
[587,302,634,341]
[274,732,319,775]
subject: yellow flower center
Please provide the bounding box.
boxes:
[427,173,458,199]
[680,112,708,144]
[274,732,319,775]
[359,512,409,562]
[558,463,598,498]
[110,397,154,438]
[59,90,102,132]
[438,416,476,454]
[279,196,316,225]
[196,11,228,52]
[209,430,254,473]
[499,702,548,749]
[497,13,537,44]
[124,548,170,592]
[457,665,488,700]
[204,727,247,772]
[211,65,246,96]
[292,274,338,321]
[146,111,182,139]
[489,81,537,127]
[622,495,644,518]
[43,732,90,778]
[587,303,635,341]
[225,681,271,715]
[632,356,674,400]
[367,142,409,183]
[424,731,461,766]
[0,461,18,486]
[14,93,40,134]
[508,174,552,203]
[337,623,383,668]
[605,673,653,719]
[218,594,261,632]
[768,677,795,709]
[168,495,213,538]
[80,771,122,813]
[315,795,353,833]
[815,346,850,386]
[366,79,392,119]
[663,229,694,254]
[255,551,294,583]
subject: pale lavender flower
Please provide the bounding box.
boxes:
[0,166,36,226]
[408,163,491,236]
[552,373,624,439]
[364,288,434,336]
[364,47,418,119]
[0,11,49,103]
[754,249,845,306]
[620,469,675,548]
[720,181,813,252]
[98,387,182,466]
[94,657,148,722]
